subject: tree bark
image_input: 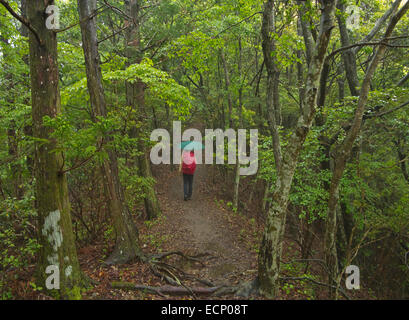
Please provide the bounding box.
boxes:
[397,71,409,87]
[0,31,24,200]
[77,0,143,264]
[296,19,305,115]
[395,141,409,184]
[26,0,86,298]
[352,0,402,55]
[336,0,359,97]
[324,0,409,298]
[261,0,282,173]
[258,0,337,298]
[125,0,161,220]
[7,121,23,199]
[233,38,244,211]
[220,49,233,129]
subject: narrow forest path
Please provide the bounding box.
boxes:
[79,163,346,300]
[78,146,262,299]
[153,163,259,290]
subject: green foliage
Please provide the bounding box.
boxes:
[43,114,118,164]
[1,0,409,300]
[290,128,331,222]
[0,196,40,300]
[120,164,156,215]
[104,58,193,119]
[257,135,278,186]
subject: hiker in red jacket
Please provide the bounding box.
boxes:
[179,150,197,201]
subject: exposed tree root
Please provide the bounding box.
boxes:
[106,250,258,298]
[111,282,225,296]
[150,251,213,267]
[235,279,260,297]
[148,251,214,286]
[147,252,214,299]
[104,251,141,266]
[104,249,262,298]
[110,278,260,298]
[104,245,147,266]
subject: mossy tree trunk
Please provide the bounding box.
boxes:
[27,0,85,299]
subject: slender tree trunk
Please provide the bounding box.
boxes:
[324,1,409,298]
[261,180,270,214]
[296,19,305,115]
[1,33,24,200]
[260,0,282,217]
[233,163,240,210]
[336,0,360,97]
[20,0,32,191]
[352,0,402,55]
[337,0,401,96]
[125,0,161,220]
[262,0,282,173]
[77,0,143,264]
[337,64,345,102]
[397,71,409,87]
[164,103,175,171]
[233,38,244,211]
[220,49,233,129]
[7,121,23,199]
[395,139,409,184]
[26,0,86,298]
[258,0,337,298]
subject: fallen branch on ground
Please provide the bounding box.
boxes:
[147,250,217,299]
[111,282,226,296]
[110,279,259,298]
[150,251,213,266]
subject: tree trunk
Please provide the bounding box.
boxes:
[27,0,86,298]
[336,0,360,97]
[77,0,143,264]
[1,33,24,200]
[233,162,240,210]
[7,121,23,199]
[261,180,270,214]
[296,19,305,115]
[324,1,409,298]
[125,0,161,220]
[395,139,409,184]
[233,38,244,211]
[262,0,282,173]
[220,49,233,129]
[258,0,337,298]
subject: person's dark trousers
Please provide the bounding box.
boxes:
[183,173,194,200]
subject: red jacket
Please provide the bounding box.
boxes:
[182,151,197,175]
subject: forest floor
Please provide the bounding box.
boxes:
[10,162,368,300]
[80,163,262,300]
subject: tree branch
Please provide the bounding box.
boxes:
[214,11,263,38]
[0,0,42,45]
[327,36,409,61]
[55,5,108,33]
[397,71,409,87]
[353,0,402,55]
[58,139,105,175]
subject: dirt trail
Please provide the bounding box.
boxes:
[155,164,257,287]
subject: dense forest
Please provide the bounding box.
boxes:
[0,0,408,300]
